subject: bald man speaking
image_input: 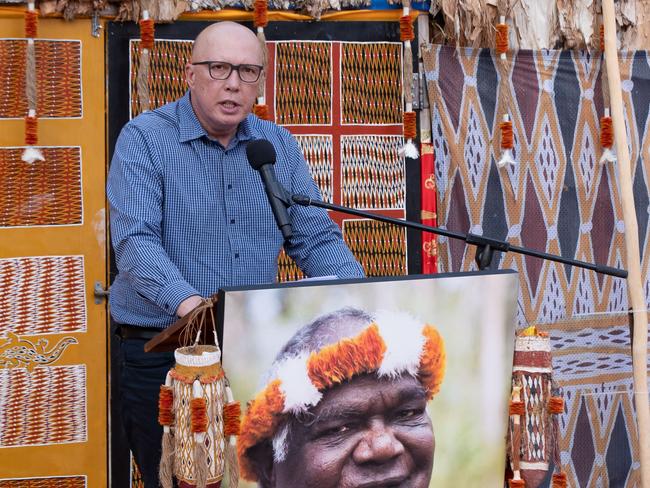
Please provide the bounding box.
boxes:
[107,22,363,486]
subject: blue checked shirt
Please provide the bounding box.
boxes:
[108,92,364,328]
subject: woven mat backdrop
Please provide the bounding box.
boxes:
[423,44,650,487]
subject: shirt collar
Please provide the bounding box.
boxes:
[178,91,255,146]
[178,91,207,143]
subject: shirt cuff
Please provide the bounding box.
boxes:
[156,280,201,316]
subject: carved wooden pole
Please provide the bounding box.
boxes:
[602,1,650,486]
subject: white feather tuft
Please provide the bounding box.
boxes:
[599,147,617,165]
[399,140,419,159]
[21,147,44,164]
[497,148,517,168]
[276,353,322,414]
[375,310,426,378]
[272,423,290,463]
[192,379,203,399]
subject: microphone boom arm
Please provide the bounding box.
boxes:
[291,194,628,279]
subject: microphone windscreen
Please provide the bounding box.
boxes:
[246,139,277,170]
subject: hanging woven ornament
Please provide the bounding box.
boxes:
[600,109,616,164]
[495,16,517,168]
[23,2,44,164]
[507,385,525,487]
[548,391,567,487]
[496,16,508,61]
[497,114,517,167]
[252,0,271,121]
[158,300,241,488]
[507,326,563,488]
[598,24,616,165]
[399,1,418,159]
[137,10,154,114]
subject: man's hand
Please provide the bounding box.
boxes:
[176,295,203,317]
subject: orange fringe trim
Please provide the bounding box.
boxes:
[191,397,208,433]
[403,111,417,140]
[400,15,414,41]
[139,18,155,50]
[509,479,525,488]
[25,116,38,146]
[223,402,241,436]
[548,396,564,414]
[25,9,38,38]
[418,325,447,399]
[158,385,174,426]
[238,380,285,482]
[307,324,386,391]
[253,103,270,120]
[170,365,224,384]
[509,400,525,416]
[600,116,614,148]
[552,472,567,488]
[254,0,268,28]
[600,24,605,52]
[500,119,514,149]
[496,23,508,54]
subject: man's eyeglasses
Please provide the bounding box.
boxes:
[191,61,263,83]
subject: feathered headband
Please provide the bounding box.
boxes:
[237,311,447,482]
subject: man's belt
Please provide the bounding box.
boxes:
[118,324,162,341]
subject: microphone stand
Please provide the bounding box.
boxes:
[290,193,628,279]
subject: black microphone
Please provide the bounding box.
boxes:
[246,139,293,240]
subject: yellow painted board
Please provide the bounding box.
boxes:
[0,15,108,487]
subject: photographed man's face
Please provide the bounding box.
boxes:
[272,373,435,488]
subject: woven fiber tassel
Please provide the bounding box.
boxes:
[22,2,44,164]
[598,23,615,165]
[508,385,524,486]
[225,384,240,486]
[496,16,508,60]
[158,374,175,488]
[600,108,616,164]
[253,0,271,121]
[137,10,154,113]
[399,0,418,158]
[551,472,567,488]
[191,382,209,488]
[497,114,517,167]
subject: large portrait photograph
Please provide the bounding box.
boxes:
[219,271,519,487]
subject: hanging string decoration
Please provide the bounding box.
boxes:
[253,0,271,121]
[158,301,241,488]
[497,114,517,167]
[598,24,616,165]
[507,327,566,488]
[23,2,44,164]
[600,108,615,164]
[137,10,155,113]
[495,16,517,169]
[496,18,508,60]
[399,0,418,158]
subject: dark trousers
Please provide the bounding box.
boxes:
[117,335,175,488]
